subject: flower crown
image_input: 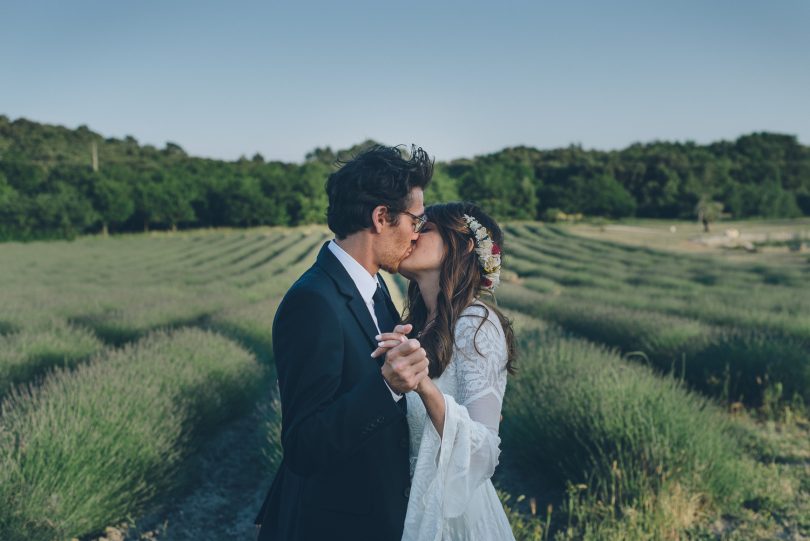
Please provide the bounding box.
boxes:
[463,214,501,291]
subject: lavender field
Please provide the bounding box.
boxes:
[1,222,808,540]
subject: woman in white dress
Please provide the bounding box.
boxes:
[372,202,517,541]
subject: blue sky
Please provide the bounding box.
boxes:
[1,0,808,162]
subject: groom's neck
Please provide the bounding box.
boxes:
[335,234,380,276]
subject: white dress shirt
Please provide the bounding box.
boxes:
[328,240,403,402]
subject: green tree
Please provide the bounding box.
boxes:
[287,161,329,225]
[0,172,27,239]
[582,174,636,217]
[424,164,459,204]
[305,146,337,165]
[756,181,802,218]
[695,196,724,232]
[220,176,279,227]
[256,163,292,226]
[33,182,97,239]
[92,173,135,235]
[152,173,196,231]
[456,156,537,220]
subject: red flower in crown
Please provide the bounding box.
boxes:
[491,243,501,255]
[482,277,493,288]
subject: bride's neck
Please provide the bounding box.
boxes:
[415,273,440,321]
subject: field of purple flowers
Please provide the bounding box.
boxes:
[0,224,807,540]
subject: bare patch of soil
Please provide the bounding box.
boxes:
[91,398,272,541]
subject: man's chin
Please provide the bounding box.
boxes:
[382,262,415,278]
[382,249,415,275]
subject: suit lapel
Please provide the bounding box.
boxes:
[347,295,380,348]
[315,242,380,349]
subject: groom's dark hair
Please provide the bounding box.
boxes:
[326,145,433,239]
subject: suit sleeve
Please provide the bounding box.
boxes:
[273,286,403,476]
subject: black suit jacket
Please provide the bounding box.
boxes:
[254,242,410,541]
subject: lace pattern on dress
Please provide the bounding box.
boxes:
[401,301,514,541]
[453,303,508,408]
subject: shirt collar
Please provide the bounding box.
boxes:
[328,239,379,304]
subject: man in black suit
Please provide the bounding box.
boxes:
[254,145,434,541]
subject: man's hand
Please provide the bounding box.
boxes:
[371,325,428,394]
[380,339,429,394]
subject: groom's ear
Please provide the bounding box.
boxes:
[371,205,388,234]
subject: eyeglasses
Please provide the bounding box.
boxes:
[401,210,427,233]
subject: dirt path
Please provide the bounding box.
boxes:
[95,397,273,541]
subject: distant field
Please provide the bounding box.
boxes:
[567,217,810,266]
[0,222,808,540]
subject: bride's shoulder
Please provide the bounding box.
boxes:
[458,298,499,321]
[454,299,505,341]
[451,300,508,375]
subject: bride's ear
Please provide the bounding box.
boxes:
[466,238,475,254]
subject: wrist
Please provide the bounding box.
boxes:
[381,370,403,396]
[416,376,435,397]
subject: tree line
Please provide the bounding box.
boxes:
[1,115,808,240]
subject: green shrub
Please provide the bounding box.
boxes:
[0,319,105,397]
[206,297,281,364]
[502,329,760,537]
[0,328,264,541]
[536,298,711,361]
[690,328,810,406]
[67,288,228,345]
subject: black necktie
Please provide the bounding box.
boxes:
[372,284,408,413]
[372,284,396,335]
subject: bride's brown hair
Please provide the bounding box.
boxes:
[401,202,516,378]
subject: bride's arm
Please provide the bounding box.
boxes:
[400,309,508,530]
[414,309,506,443]
[373,311,505,449]
[444,310,506,474]
[415,377,446,437]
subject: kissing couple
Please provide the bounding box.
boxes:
[254,145,517,541]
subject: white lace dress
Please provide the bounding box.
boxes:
[402,301,516,541]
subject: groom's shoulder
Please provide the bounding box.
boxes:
[273,265,341,330]
[282,262,338,304]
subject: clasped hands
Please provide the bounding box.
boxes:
[371,324,430,395]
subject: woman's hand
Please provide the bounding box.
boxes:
[370,323,413,359]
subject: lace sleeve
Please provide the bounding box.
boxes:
[441,304,508,510]
[402,304,510,539]
[453,304,509,429]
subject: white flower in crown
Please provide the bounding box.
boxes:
[462,213,502,291]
